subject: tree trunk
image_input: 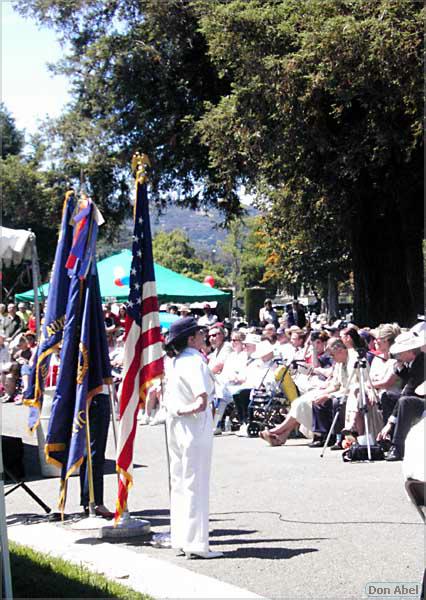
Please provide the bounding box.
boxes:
[351,168,423,326]
[327,273,338,320]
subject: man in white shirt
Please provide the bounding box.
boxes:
[198,303,218,328]
[276,328,296,363]
[208,325,232,433]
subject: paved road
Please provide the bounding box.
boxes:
[2,402,424,599]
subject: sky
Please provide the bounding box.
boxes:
[1,2,254,205]
[2,0,70,135]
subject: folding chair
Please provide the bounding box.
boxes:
[405,478,425,523]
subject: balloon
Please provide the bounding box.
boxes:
[113,266,129,287]
[114,275,129,287]
[203,275,215,287]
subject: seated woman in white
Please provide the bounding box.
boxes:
[345,323,401,436]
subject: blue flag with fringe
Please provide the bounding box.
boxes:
[24,191,76,432]
[44,198,112,512]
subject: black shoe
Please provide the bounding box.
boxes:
[1,394,15,404]
[385,446,402,462]
[308,439,325,448]
[330,440,343,451]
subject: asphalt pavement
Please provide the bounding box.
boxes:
[2,402,424,600]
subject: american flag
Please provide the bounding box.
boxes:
[115,165,164,520]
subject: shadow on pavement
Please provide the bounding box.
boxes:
[222,546,319,559]
[7,512,82,526]
[210,534,329,546]
[104,458,147,474]
[210,533,329,546]
[74,535,152,546]
[211,528,258,537]
[130,509,170,528]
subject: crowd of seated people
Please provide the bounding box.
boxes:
[3,297,424,465]
[170,307,424,457]
[255,317,425,461]
[0,302,39,405]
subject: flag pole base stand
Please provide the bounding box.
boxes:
[99,513,151,539]
[70,515,108,531]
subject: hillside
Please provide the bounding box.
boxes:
[107,203,259,258]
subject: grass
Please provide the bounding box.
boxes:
[8,541,153,599]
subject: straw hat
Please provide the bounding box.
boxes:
[389,331,425,355]
[245,333,261,345]
[251,341,275,360]
[411,320,426,336]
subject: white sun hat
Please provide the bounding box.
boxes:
[389,331,425,355]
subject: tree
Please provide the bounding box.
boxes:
[0,153,67,282]
[258,183,351,317]
[0,103,24,158]
[0,101,130,285]
[14,0,237,216]
[0,112,70,290]
[152,229,227,287]
[195,0,423,325]
[219,215,270,300]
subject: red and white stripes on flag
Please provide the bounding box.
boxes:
[115,173,164,521]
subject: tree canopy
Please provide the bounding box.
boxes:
[14,0,237,215]
[195,0,423,324]
[0,103,24,158]
[12,0,424,323]
[0,108,68,288]
[152,229,227,287]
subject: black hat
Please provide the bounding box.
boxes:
[167,317,202,345]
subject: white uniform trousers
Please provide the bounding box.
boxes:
[167,409,213,553]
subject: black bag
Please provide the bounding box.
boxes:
[342,442,384,462]
[2,435,25,480]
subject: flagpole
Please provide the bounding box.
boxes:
[107,383,119,450]
[100,151,161,539]
[85,405,97,518]
[0,437,13,599]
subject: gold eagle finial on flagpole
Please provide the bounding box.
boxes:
[131,152,151,184]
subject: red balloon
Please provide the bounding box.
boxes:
[114,277,124,287]
[203,275,215,287]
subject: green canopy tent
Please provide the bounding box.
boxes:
[16,249,230,311]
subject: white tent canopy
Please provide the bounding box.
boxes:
[0,226,41,334]
[0,226,37,267]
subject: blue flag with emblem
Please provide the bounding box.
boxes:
[44,198,112,512]
[24,191,76,432]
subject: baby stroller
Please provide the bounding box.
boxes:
[246,360,298,438]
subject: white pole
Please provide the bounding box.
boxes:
[0,435,13,599]
[30,234,41,337]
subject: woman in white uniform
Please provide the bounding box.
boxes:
[164,317,223,560]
